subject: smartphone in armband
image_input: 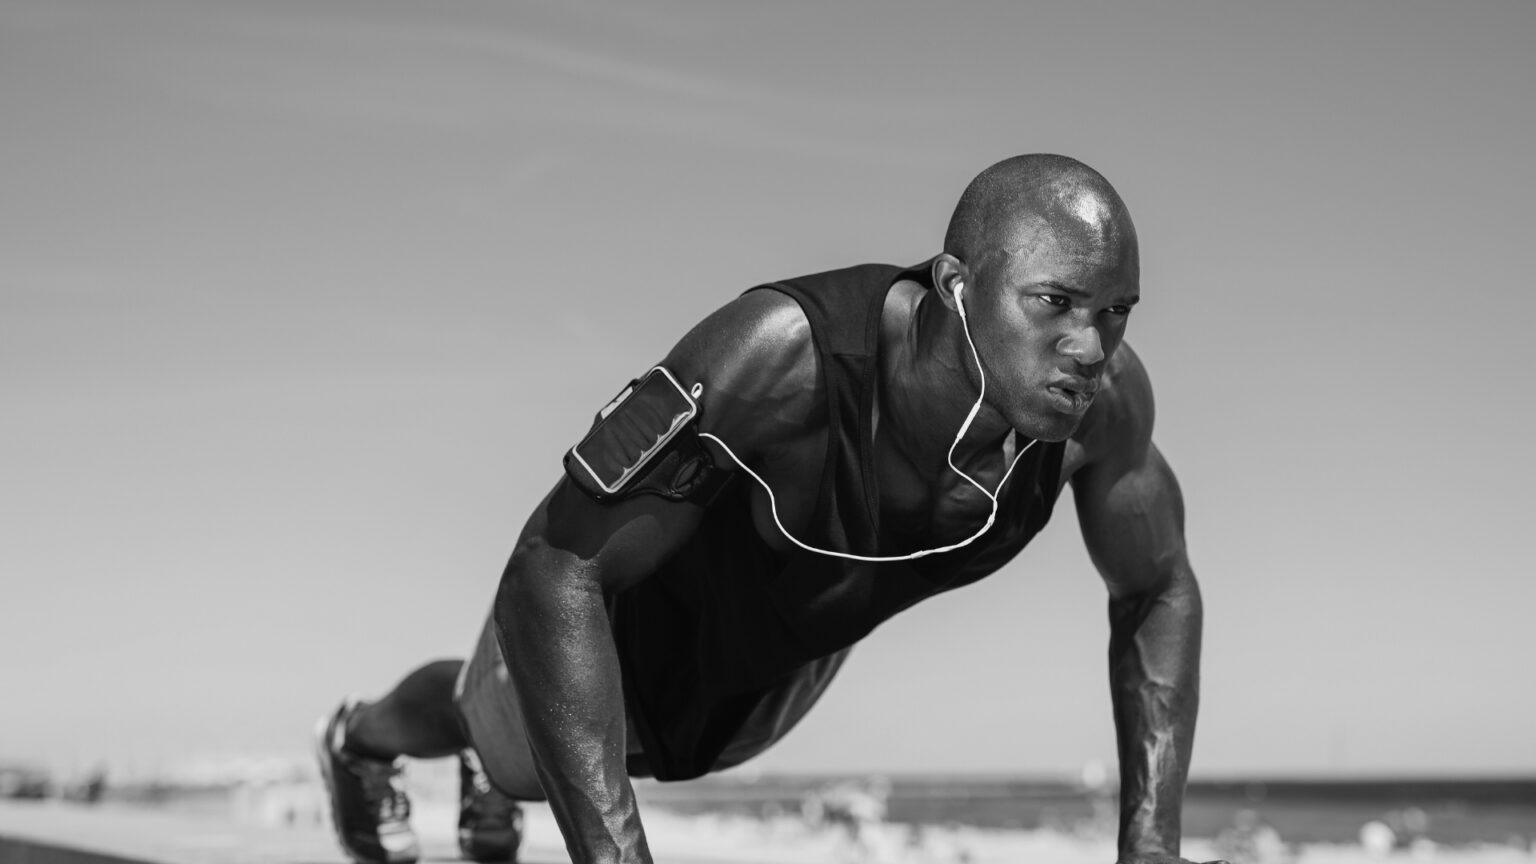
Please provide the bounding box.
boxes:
[566,366,700,498]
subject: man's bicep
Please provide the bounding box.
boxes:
[1072,441,1190,599]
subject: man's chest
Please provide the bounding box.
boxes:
[740,424,1054,566]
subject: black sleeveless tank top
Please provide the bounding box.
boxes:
[611,260,1066,780]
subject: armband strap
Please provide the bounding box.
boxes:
[562,370,734,506]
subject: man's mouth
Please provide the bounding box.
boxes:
[1046,379,1098,413]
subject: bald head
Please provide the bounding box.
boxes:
[943,154,1135,275]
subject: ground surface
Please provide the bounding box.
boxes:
[3,800,1532,864]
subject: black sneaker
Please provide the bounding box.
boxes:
[315,698,422,864]
[457,748,523,863]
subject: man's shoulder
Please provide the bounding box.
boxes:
[768,260,908,288]
[664,289,815,394]
[654,260,909,457]
[661,289,824,454]
[1069,342,1155,471]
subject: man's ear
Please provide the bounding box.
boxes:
[931,254,969,312]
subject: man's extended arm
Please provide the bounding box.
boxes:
[496,486,700,864]
[1072,352,1223,864]
[492,289,818,864]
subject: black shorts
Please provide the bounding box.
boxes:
[454,608,850,798]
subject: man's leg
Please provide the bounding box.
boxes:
[316,679,433,864]
[319,656,524,864]
[452,611,547,800]
[345,660,468,759]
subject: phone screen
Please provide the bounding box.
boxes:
[569,368,697,493]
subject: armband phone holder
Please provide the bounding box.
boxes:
[563,366,731,505]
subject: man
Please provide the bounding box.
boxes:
[317,154,1225,864]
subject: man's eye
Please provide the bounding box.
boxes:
[1106,305,1132,316]
[1039,295,1070,308]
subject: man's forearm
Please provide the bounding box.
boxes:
[495,547,652,864]
[1107,566,1203,861]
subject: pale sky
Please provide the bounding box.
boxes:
[3,0,1533,780]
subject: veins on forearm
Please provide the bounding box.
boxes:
[497,563,652,863]
[1108,573,1202,857]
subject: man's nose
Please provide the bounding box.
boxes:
[1058,322,1105,366]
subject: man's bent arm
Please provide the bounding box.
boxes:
[1077,442,1207,861]
[1075,437,1209,862]
[1072,349,1216,864]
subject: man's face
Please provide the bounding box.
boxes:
[960,219,1140,442]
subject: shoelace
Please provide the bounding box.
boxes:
[467,765,494,798]
[461,761,518,827]
[352,757,411,823]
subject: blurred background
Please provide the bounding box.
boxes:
[3,1,1533,860]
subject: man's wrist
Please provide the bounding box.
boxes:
[1119,815,1180,862]
[1120,842,1179,860]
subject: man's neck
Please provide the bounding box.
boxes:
[879,280,1014,481]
